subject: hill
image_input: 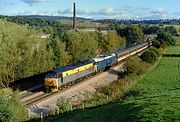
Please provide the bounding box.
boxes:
[16,15,93,21]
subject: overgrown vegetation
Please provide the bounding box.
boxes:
[140,50,158,64]
[0,91,27,122]
[117,25,144,47]
[0,20,54,87]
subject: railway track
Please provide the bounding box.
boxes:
[21,70,105,106]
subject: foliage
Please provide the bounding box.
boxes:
[140,50,158,64]
[64,31,98,62]
[142,25,162,34]
[164,26,178,35]
[48,36,71,66]
[117,25,144,47]
[57,98,72,113]
[0,92,27,122]
[125,57,151,75]
[149,47,161,56]
[98,31,124,53]
[0,15,69,34]
[0,20,55,86]
[156,32,176,46]
[152,39,161,48]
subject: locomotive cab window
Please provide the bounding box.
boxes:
[58,74,61,78]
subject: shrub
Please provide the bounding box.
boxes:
[0,92,27,122]
[125,57,151,75]
[57,98,72,113]
[149,48,161,57]
[157,32,176,46]
[152,40,160,48]
[140,50,158,64]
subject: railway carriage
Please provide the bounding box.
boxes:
[45,60,95,92]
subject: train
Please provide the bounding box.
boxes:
[45,41,151,92]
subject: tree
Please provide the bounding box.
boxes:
[0,20,55,85]
[164,26,177,35]
[140,50,158,64]
[49,36,70,66]
[98,31,124,53]
[64,31,98,62]
[156,32,176,46]
[117,25,144,47]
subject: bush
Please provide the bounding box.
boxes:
[157,32,176,46]
[125,57,151,75]
[140,50,158,64]
[0,92,27,122]
[152,40,160,48]
[57,98,72,113]
[149,48,161,57]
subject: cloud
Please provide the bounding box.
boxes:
[22,0,49,5]
[57,8,123,16]
[151,8,167,15]
[12,6,178,20]
[13,10,50,16]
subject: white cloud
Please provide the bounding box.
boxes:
[151,8,167,15]
[11,6,179,20]
[57,8,123,16]
[13,10,50,16]
[22,0,49,5]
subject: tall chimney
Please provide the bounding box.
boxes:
[73,2,76,31]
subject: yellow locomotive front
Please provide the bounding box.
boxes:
[45,72,59,92]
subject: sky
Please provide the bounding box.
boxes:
[0,0,180,20]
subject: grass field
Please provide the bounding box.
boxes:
[164,46,180,54]
[173,36,180,45]
[164,36,180,54]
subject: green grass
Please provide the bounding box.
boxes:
[173,36,180,45]
[164,36,180,54]
[164,46,180,54]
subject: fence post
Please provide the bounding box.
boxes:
[83,102,85,110]
[40,112,43,122]
[91,101,93,106]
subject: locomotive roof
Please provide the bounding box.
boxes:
[50,60,94,74]
[93,53,116,62]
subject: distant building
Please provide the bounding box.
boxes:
[40,33,51,39]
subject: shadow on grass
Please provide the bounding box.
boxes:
[28,100,150,122]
